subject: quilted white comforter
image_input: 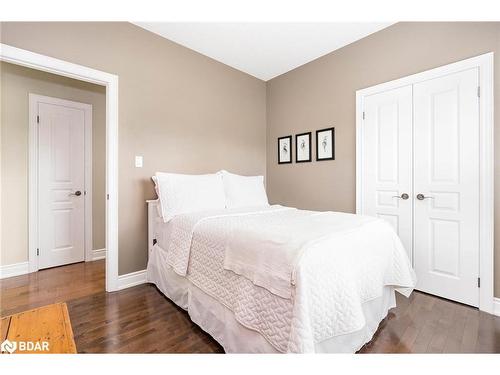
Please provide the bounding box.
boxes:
[164,205,416,352]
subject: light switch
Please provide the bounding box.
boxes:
[135,155,143,168]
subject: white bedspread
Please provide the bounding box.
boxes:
[164,205,416,352]
[223,209,379,298]
[166,206,291,277]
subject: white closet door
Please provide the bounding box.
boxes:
[413,68,479,306]
[38,101,86,269]
[361,85,413,258]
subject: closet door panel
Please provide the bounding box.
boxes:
[413,68,480,307]
[361,85,413,259]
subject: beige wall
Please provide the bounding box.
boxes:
[0,22,267,275]
[266,22,500,297]
[0,61,106,265]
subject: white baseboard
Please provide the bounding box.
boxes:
[0,261,30,279]
[91,248,106,261]
[494,298,500,317]
[117,269,147,290]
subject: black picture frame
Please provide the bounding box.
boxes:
[316,127,335,161]
[277,135,292,164]
[295,132,312,163]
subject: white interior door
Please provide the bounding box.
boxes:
[38,99,86,269]
[361,85,413,258]
[413,68,480,306]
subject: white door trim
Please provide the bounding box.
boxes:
[356,52,494,314]
[1,43,119,292]
[29,94,93,270]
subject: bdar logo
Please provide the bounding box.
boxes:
[1,339,17,354]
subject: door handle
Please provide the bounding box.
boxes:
[416,193,434,200]
[69,190,82,197]
[392,193,409,200]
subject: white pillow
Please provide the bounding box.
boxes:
[220,170,269,209]
[154,172,226,222]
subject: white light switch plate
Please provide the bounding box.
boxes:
[135,155,143,168]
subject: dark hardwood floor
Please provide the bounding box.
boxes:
[359,291,500,353]
[1,260,499,353]
[0,260,104,317]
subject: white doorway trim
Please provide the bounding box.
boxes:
[355,52,494,314]
[1,43,119,292]
[28,94,94,269]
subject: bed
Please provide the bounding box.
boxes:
[145,172,416,353]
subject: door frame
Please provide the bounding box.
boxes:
[355,52,494,314]
[1,43,120,292]
[28,94,93,269]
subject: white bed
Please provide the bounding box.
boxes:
[146,200,416,353]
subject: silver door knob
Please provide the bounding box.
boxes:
[392,193,409,200]
[69,190,82,197]
[416,193,433,200]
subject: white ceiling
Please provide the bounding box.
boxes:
[133,22,394,81]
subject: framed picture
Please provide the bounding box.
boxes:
[316,127,335,161]
[278,135,292,164]
[295,132,311,163]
